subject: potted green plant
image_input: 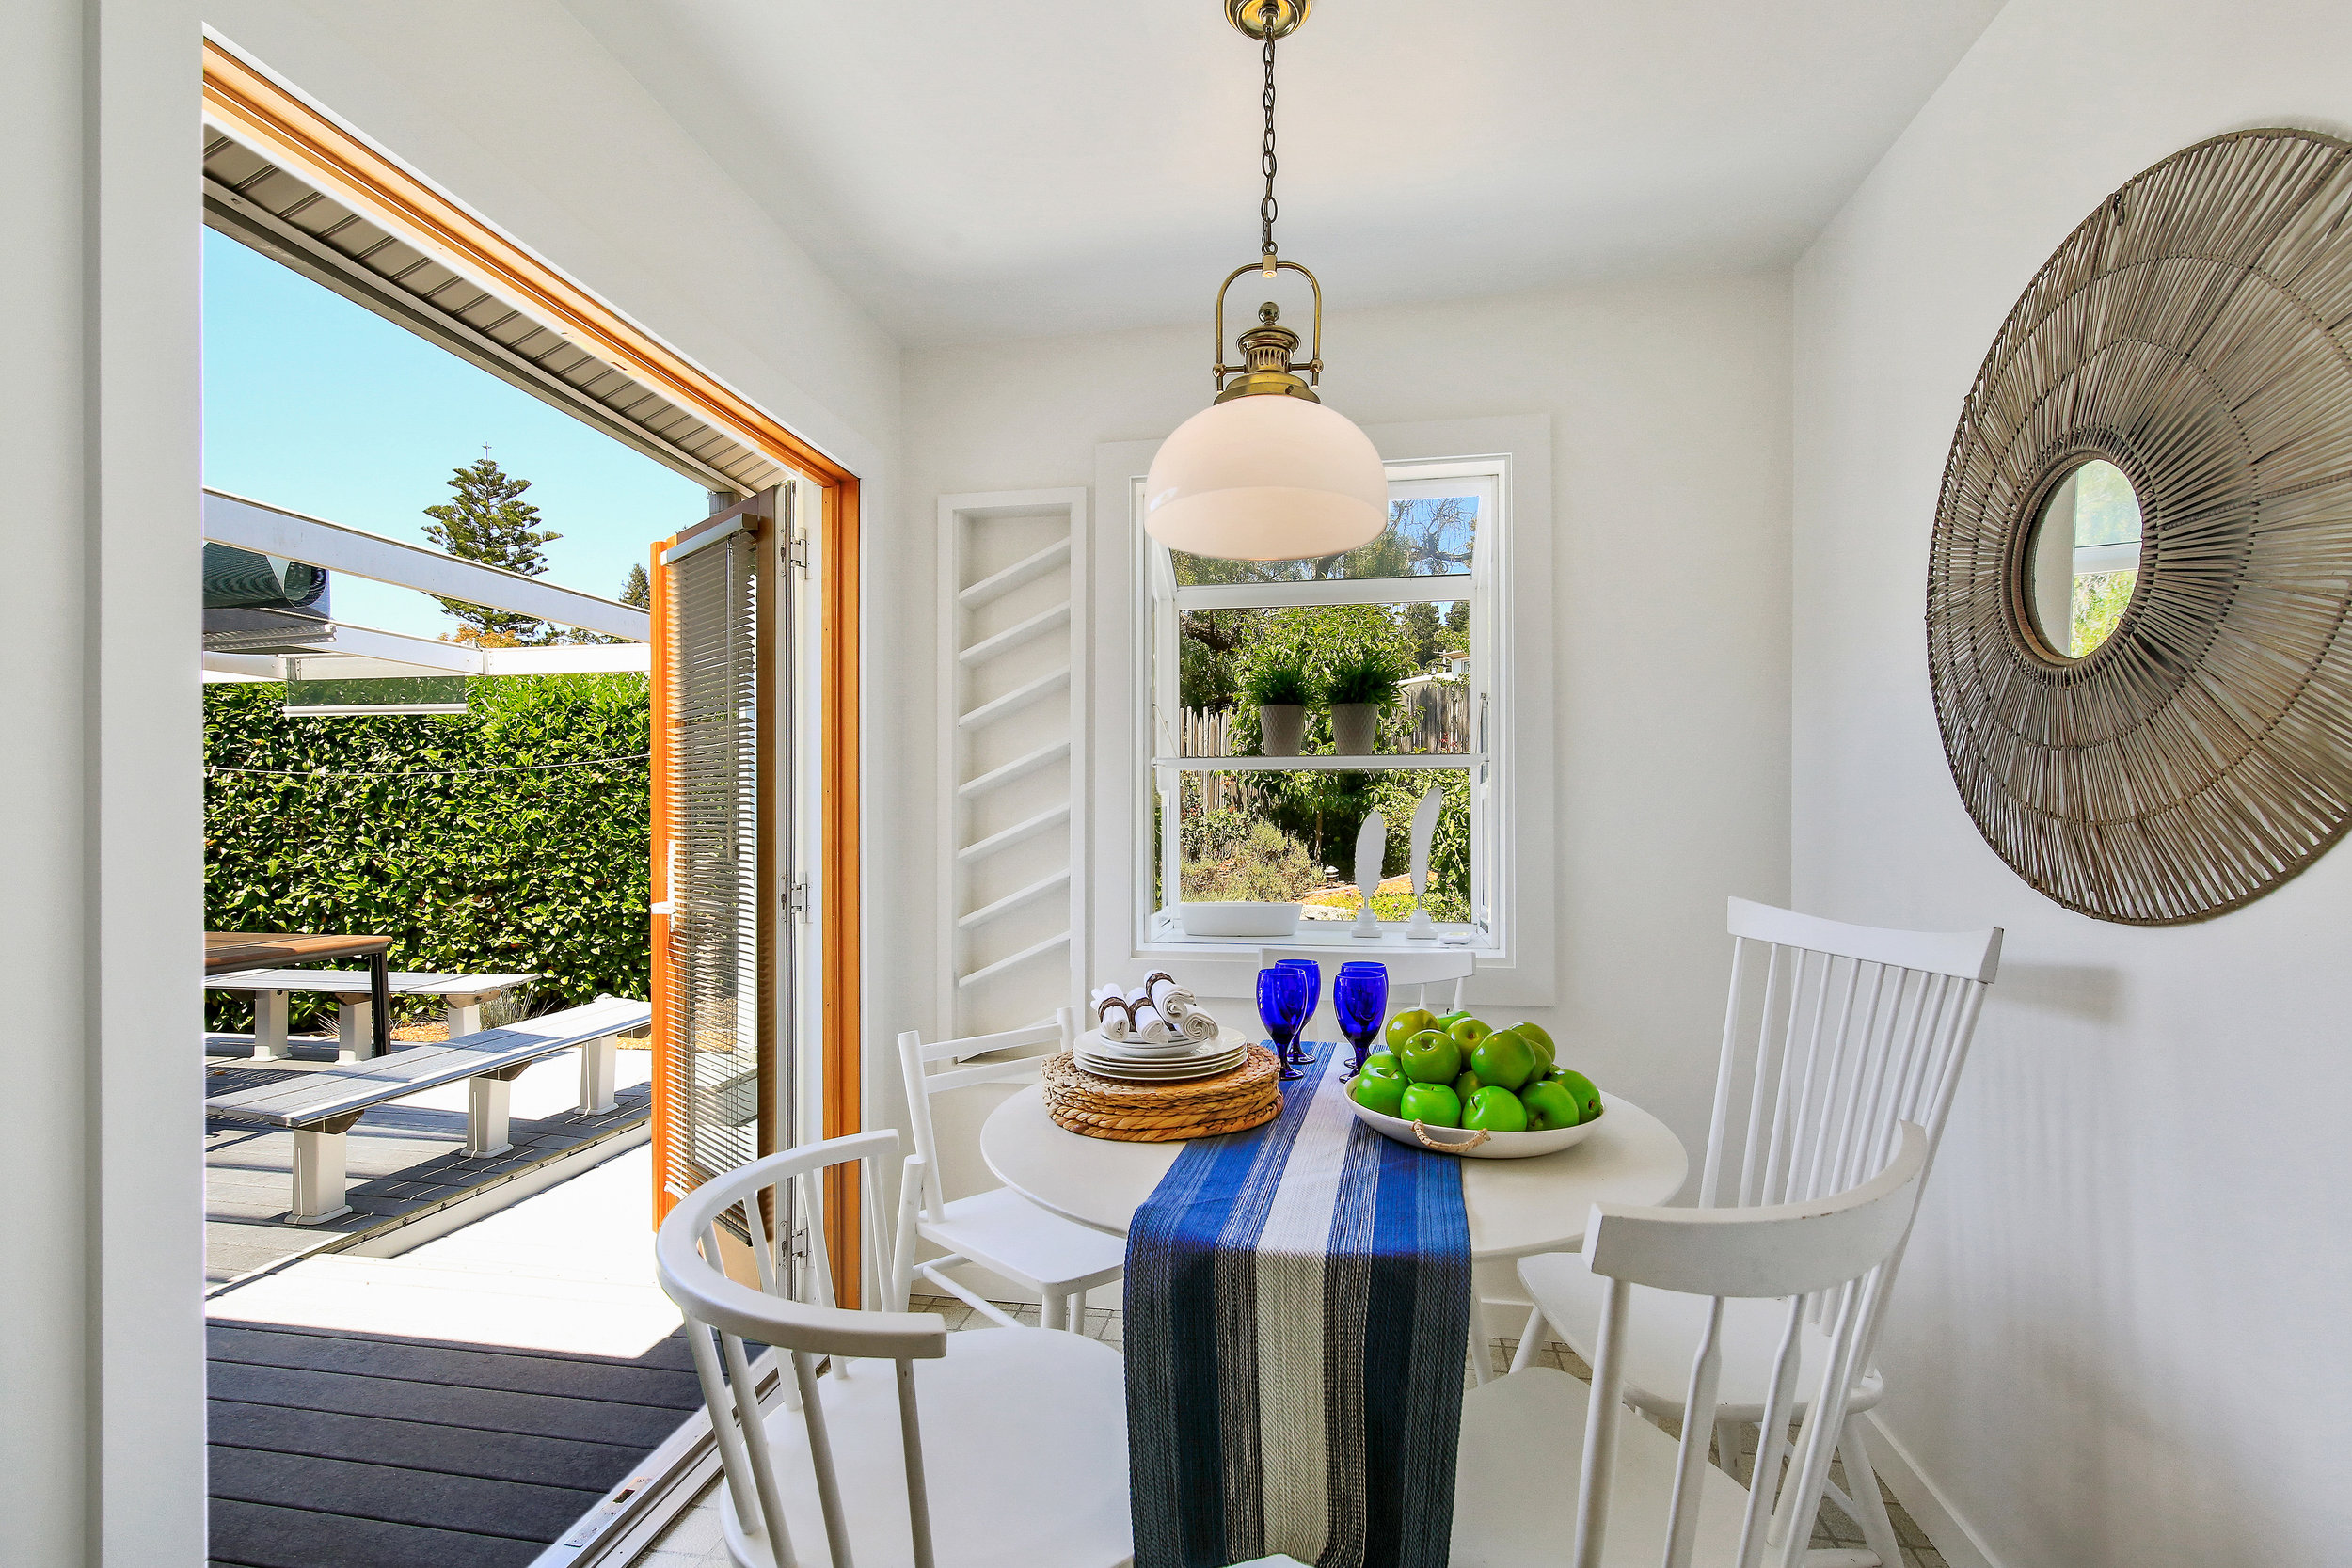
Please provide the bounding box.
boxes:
[1243,645,1318,757]
[1323,645,1409,756]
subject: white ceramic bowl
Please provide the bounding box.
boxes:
[1176,901,1303,938]
[1346,1089,1609,1159]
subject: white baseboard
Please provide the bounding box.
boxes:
[1857,1412,2007,1568]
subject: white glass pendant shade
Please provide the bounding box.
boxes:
[1144,392,1388,561]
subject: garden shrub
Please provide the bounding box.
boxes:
[204,673,650,1031]
[1180,816,1321,904]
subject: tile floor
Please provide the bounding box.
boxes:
[635,1296,1947,1568]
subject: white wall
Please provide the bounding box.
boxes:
[897,273,1794,1208]
[1793,3,2352,1564]
[4,4,205,1562]
[3,4,903,1560]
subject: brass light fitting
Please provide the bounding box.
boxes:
[1210,0,1324,404]
[1213,276,1325,403]
[1141,0,1386,562]
[1225,0,1308,40]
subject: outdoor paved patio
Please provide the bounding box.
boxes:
[203,1041,654,1287]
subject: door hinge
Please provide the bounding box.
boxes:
[785,879,811,920]
[785,531,810,576]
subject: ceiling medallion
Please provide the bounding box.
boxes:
[1927,128,2352,923]
[1142,0,1387,562]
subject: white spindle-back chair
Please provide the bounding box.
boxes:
[1512,897,1999,1565]
[894,1010,1126,1328]
[1455,1124,1931,1568]
[656,1130,1134,1568]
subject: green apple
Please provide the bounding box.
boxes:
[1519,1078,1581,1130]
[1446,1016,1493,1055]
[1453,1069,1482,1103]
[1434,1010,1473,1034]
[1361,1050,1405,1080]
[1469,1029,1536,1091]
[1513,1022,1557,1075]
[1349,1071,1407,1118]
[1398,1081,1462,1128]
[1464,1085,1529,1132]
[1383,1008,1438,1053]
[1399,1030,1462,1085]
[1553,1069,1603,1123]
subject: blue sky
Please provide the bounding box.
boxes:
[203,227,707,639]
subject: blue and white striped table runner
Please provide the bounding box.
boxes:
[1124,1038,1471,1568]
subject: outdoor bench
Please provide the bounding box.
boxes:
[205,969,542,1061]
[204,994,653,1224]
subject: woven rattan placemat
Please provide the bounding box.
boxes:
[1042,1043,1282,1142]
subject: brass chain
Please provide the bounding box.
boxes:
[1259,2,1279,261]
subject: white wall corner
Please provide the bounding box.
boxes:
[1859,1413,2009,1568]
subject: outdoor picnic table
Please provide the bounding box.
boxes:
[206,931,391,1063]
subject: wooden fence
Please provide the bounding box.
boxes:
[1176,683,1469,765]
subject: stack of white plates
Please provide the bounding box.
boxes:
[1073,1026,1249,1083]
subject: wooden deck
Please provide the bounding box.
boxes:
[207,1321,698,1568]
[207,1144,695,1567]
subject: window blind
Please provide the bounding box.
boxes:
[657,489,792,1242]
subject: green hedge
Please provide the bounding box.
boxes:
[205,673,651,1032]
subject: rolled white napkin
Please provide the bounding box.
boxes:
[1092,986,1132,1039]
[1129,1003,1175,1044]
[1176,1007,1220,1042]
[1145,972,1198,1021]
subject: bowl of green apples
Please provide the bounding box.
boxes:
[1343,1009,1605,1159]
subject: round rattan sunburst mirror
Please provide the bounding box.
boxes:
[1929,128,2352,924]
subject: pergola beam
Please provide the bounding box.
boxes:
[203,488,651,641]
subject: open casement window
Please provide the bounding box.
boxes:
[651,484,822,1285]
[1141,460,1506,950]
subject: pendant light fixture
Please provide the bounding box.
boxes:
[1143,0,1389,562]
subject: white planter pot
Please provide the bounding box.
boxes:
[1258,704,1306,756]
[1329,702,1379,757]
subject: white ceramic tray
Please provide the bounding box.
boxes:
[1345,1091,1607,1159]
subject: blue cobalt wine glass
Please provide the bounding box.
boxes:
[1334,963,1390,1078]
[1276,958,1322,1067]
[1257,966,1311,1083]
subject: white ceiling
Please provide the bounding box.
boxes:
[564,0,2006,347]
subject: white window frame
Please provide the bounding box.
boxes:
[1089,416,1557,1006]
[1141,462,1501,939]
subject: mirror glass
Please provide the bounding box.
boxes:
[2025,459,2143,658]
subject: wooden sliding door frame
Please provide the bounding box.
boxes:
[202,37,866,1303]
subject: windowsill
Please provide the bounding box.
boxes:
[1139,918,1498,958]
[1151,753,1481,772]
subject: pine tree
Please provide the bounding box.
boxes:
[423,454,564,643]
[620,562,650,608]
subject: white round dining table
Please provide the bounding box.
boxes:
[980,1084,1690,1261]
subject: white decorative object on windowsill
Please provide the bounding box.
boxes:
[1352,809,1386,938]
[1175,901,1302,938]
[1406,786,1442,940]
